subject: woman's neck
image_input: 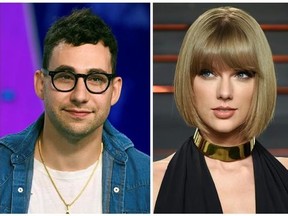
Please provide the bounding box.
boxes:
[200,128,249,147]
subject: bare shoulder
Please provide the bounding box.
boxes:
[153,153,175,209]
[154,154,174,175]
[276,157,288,169]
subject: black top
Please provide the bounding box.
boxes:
[154,137,288,213]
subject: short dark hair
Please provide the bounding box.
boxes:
[42,8,118,73]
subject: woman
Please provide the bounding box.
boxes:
[153,6,288,213]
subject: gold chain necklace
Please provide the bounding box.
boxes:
[37,136,102,214]
[193,128,255,162]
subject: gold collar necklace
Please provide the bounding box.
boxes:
[37,136,102,214]
[193,128,255,162]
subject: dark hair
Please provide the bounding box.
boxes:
[42,8,118,73]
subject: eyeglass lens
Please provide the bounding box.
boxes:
[53,71,111,93]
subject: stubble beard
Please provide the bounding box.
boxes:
[46,108,107,143]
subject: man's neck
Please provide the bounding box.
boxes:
[34,125,103,171]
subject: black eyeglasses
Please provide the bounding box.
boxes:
[41,68,116,94]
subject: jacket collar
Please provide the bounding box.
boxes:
[0,113,134,164]
[0,114,43,163]
[102,120,133,164]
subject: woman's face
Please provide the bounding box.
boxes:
[193,62,255,144]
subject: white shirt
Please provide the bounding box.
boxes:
[28,155,102,214]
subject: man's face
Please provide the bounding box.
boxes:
[35,42,122,140]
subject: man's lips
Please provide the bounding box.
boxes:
[64,109,93,117]
[211,106,237,119]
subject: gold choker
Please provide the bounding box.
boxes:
[193,128,255,162]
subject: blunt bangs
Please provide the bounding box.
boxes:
[191,20,259,77]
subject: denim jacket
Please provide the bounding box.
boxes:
[0,114,150,213]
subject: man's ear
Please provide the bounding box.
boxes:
[110,76,122,106]
[34,70,45,100]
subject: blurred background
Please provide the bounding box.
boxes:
[153,3,288,160]
[0,3,150,155]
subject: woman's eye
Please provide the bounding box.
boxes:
[199,69,215,78]
[236,70,255,79]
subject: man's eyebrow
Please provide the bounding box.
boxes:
[52,65,109,74]
[88,68,109,74]
[53,65,75,72]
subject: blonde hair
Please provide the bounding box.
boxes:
[174,6,276,139]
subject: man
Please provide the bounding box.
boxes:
[0,8,150,213]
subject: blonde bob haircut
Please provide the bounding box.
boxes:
[174,6,276,140]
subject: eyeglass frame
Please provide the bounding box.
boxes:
[41,68,117,94]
